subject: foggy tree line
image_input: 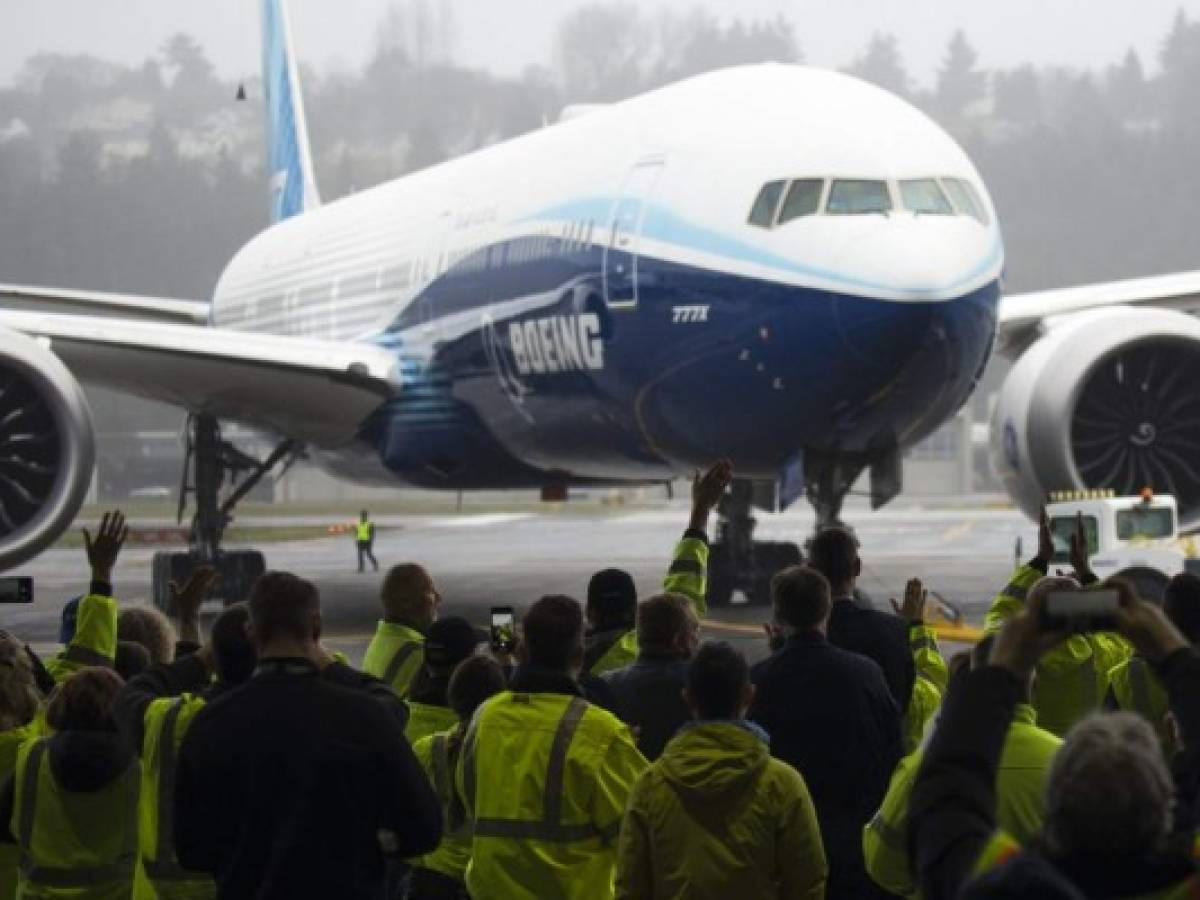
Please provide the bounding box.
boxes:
[2,2,1200,439]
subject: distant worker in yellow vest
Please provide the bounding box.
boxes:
[364,564,441,698]
[457,594,648,900]
[1,667,140,900]
[356,510,379,573]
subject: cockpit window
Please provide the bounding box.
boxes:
[777,179,825,225]
[827,179,892,215]
[748,180,786,227]
[900,179,954,215]
[941,177,990,225]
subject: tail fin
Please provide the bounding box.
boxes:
[261,0,320,223]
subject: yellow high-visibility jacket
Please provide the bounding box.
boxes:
[663,534,709,617]
[134,696,214,900]
[362,622,425,699]
[408,728,471,884]
[1109,656,1173,754]
[0,725,34,898]
[12,737,140,900]
[864,703,1061,897]
[404,701,458,746]
[985,565,1131,736]
[45,593,118,683]
[616,721,826,900]
[457,690,647,900]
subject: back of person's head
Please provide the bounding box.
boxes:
[380,563,438,627]
[1164,573,1200,644]
[586,569,637,630]
[1043,712,1173,860]
[247,572,320,648]
[115,641,151,680]
[771,566,832,631]
[636,593,696,656]
[118,606,175,665]
[46,667,124,733]
[686,641,752,720]
[448,655,507,722]
[0,633,40,731]
[522,595,584,672]
[807,527,860,589]
[210,602,256,686]
[424,616,479,676]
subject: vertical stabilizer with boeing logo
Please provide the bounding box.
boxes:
[261,0,320,223]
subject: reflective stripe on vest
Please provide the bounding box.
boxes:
[867,810,906,851]
[667,558,703,577]
[384,642,420,686]
[466,697,611,844]
[18,739,138,886]
[910,635,937,654]
[143,698,201,882]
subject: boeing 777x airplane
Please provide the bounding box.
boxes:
[3,0,1200,608]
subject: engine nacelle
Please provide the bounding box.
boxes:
[0,327,95,571]
[992,306,1200,529]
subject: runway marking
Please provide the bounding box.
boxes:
[941,520,976,542]
[425,514,533,529]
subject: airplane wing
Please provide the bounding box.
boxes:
[0,282,210,325]
[997,269,1200,356]
[0,310,400,446]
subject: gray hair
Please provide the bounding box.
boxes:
[1043,712,1173,858]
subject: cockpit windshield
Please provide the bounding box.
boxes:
[827,180,892,215]
[746,175,988,227]
[900,179,954,215]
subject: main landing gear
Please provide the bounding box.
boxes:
[151,413,298,614]
[705,455,860,608]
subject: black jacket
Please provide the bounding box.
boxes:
[911,651,1200,900]
[749,631,902,900]
[174,658,441,900]
[601,650,691,760]
[828,597,915,711]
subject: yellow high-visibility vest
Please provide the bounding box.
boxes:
[362,622,425,699]
[457,691,647,900]
[12,737,140,900]
[355,522,372,542]
[135,696,215,899]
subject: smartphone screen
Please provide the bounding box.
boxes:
[490,606,515,654]
[0,577,33,604]
[1043,589,1120,632]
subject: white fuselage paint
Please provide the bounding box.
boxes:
[209,64,1004,345]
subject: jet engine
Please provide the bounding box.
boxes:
[992,306,1200,529]
[0,327,95,571]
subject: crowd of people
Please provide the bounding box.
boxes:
[3,463,1200,899]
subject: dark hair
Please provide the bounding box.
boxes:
[522,595,584,670]
[687,641,749,720]
[46,667,124,732]
[636,593,692,651]
[211,603,256,686]
[807,527,860,587]
[380,563,433,620]
[424,616,480,673]
[448,655,507,722]
[248,572,319,644]
[114,641,151,681]
[1165,573,1200,644]
[771,566,832,630]
[587,569,637,628]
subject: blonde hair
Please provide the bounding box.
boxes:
[0,633,40,731]
[118,606,176,665]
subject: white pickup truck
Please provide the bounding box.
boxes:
[1045,490,1199,601]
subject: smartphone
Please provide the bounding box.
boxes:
[490,606,516,654]
[0,577,33,604]
[1041,589,1120,633]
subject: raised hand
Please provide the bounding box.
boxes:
[690,459,734,531]
[890,578,928,623]
[82,511,129,584]
[1037,509,1055,565]
[1111,578,1188,663]
[170,565,217,644]
[989,585,1070,679]
[1068,512,1093,581]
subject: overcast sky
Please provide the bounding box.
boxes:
[3,0,1200,90]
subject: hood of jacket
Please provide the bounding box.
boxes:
[659,721,768,806]
[48,730,134,792]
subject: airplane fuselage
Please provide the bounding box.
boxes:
[210,64,1003,495]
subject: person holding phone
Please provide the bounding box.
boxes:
[982,511,1133,737]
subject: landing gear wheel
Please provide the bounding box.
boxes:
[218,549,266,606]
[706,544,735,609]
